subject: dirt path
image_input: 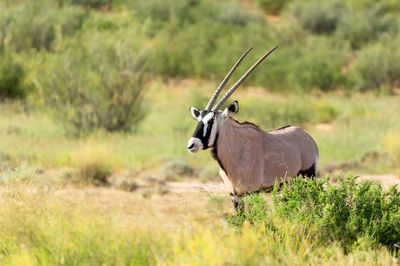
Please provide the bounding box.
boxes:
[165,181,227,193]
[164,174,399,194]
[50,174,400,223]
[53,174,399,199]
[359,174,399,189]
[159,174,400,194]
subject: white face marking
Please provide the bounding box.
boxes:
[187,137,202,153]
[202,112,215,137]
[208,120,217,146]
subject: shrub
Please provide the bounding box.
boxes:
[7,2,57,52]
[336,6,400,49]
[311,100,339,123]
[114,179,139,192]
[37,29,147,136]
[0,53,26,99]
[68,0,110,9]
[147,0,270,83]
[227,175,400,253]
[383,132,400,175]
[349,41,400,91]
[273,176,400,250]
[287,39,347,91]
[59,6,88,36]
[198,167,220,183]
[240,96,339,129]
[240,97,311,129]
[290,0,345,34]
[0,162,36,183]
[257,0,291,15]
[71,145,112,185]
[162,158,194,181]
[3,2,87,52]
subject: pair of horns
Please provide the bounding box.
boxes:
[205,46,278,112]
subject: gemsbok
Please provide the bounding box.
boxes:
[187,46,319,211]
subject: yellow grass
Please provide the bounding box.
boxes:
[70,144,113,183]
[0,181,397,265]
[384,131,400,176]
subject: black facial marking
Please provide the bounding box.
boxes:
[192,121,204,139]
[191,111,215,150]
[200,110,210,117]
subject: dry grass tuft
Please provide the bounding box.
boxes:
[383,132,400,176]
[71,145,113,185]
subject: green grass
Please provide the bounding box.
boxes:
[1,85,399,175]
[0,176,398,265]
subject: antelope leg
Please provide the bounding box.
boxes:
[230,193,244,213]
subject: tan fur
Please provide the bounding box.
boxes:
[214,118,318,195]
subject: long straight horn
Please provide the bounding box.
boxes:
[212,46,278,111]
[204,47,253,110]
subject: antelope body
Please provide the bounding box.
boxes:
[187,47,319,211]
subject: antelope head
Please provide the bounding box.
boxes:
[187,46,278,153]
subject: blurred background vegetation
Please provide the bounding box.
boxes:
[1,1,400,263]
[0,0,400,179]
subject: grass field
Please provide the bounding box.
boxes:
[2,0,400,264]
[0,176,399,265]
[1,81,400,174]
[1,83,400,265]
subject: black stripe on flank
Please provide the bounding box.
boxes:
[210,133,226,172]
[296,163,316,179]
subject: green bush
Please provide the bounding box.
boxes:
[274,176,400,250]
[240,97,313,130]
[344,0,400,12]
[198,167,219,183]
[69,0,110,9]
[257,0,290,14]
[290,0,345,34]
[37,29,147,135]
[311,100,339,123]
[336,6,399,49]
[0,53,26,99]
[147,0,270,83]
[241,95,339,130]
[287,38,348,91]
[349,41,400,91]
[227,175,400,253]
[59,6,88,36]
[4,0,400,96]
[7,2,57,52]
[162,158,194,181]
[3,2,87,52]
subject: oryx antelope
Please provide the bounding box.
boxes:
[187,46,319,211]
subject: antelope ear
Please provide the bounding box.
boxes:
[189,106,201,120]
[223,101,239,118]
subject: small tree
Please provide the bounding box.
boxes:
[37,31,147,136]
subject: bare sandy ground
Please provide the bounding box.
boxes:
[50,174,400,222]
[57,174,400,196]
[165,174,400,193]
[358,174,400,189]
